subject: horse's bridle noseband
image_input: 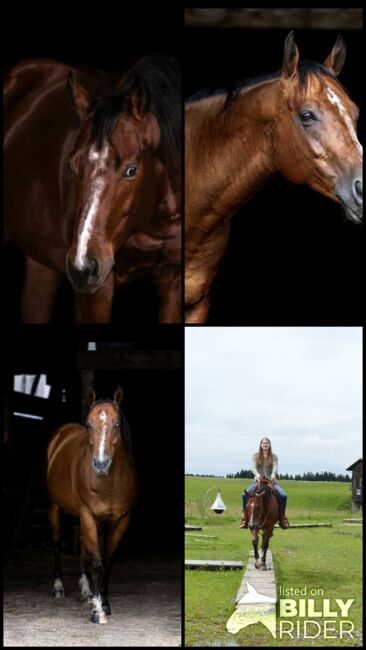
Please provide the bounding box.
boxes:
[248,479,274,528]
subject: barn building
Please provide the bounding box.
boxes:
[345,459,363,513]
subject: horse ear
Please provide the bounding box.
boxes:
[67,71,92,120]
[126,74,151,120]
[323,34,346,77]
[281,31,299,80]
[113,385,124,405]
[89,387,96,406]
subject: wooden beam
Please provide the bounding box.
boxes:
[76,350,182,370]
[185,8,362,30]
[185,560,243,570]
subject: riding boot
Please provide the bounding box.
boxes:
[239,510,248,529]
[278,505,290,529]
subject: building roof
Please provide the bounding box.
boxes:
[345,459,363,471]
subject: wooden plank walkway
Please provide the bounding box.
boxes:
[185,524,202,530]
[185,533,217,539]
[274,522,332,528]
[185,560,243,570]
[227,550,277,637]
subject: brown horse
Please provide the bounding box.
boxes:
[246,478,279,571]
[5,53,181,323]
[46,387,137,624]
[185,32,363,323]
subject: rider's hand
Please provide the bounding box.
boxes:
[271,474,276,482]
[255,473,261,482]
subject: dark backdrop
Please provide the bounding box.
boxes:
[185,27,364,324]
[4,329,183,557]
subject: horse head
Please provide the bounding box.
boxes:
[274,32,362,223]
[86,386,128,477]
[65,70,161,293]
[247,480,273,530]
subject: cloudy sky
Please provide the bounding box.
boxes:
[185,328,362,477]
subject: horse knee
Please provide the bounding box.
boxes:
[89,555,103,573]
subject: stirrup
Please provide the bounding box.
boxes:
[279,516,290,529]
[239,514,248,529]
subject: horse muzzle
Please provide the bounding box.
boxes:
[66,254,114,293]
[92,456,112,477]
[336,177,363,224]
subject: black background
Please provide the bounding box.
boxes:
[4,327,184,556]
[185,27,364,324]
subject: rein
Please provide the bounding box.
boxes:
[251,479,274,528]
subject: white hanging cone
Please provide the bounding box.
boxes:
[211,491,227,512]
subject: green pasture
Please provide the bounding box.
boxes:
[185,477,362,647]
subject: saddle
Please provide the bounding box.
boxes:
[241,476,289,529]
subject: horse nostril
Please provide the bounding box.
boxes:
[87,258,99,278]
[354,179,363,204]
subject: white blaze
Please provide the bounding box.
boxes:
[249,502,254,528]
[326,87,363,159]
[98,410,108,461]
[75,145,109,270]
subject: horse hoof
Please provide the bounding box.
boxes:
[90,611,108,624]
[102,604,111,616]
[261,565,267,571]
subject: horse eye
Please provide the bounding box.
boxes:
[122,165,137,179]
[86,422,92,431]
[300,110,316,125]
[114,422,121,429]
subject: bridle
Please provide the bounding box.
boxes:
[248,479,274,529]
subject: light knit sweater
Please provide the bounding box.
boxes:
[252,452,278,479]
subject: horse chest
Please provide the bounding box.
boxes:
[87,492,124,521]
[115,218,181,281]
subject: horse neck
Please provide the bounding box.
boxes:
[186,80,279,235]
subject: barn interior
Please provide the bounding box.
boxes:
[4,327,183,644]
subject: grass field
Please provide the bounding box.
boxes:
[185,476,362,647]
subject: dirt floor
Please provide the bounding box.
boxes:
[4,549,181,646]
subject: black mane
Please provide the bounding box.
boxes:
[187,60,350,112]
[91,53,181,171]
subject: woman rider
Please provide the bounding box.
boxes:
[240,437,289,529]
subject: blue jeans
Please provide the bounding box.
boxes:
[242,482,287,511]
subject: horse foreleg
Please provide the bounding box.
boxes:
[101,514,132,616]
[74,273,114,323]
[251,530,261,569]
[80,508,107,624]
[22,256,62,323]
[156,272,181,323]
[48,503,65,597]
[185,222,230,323]
[79,534,93,603]
[261,530,273,571]
[185,294,210,323]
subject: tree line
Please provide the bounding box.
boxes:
[225,469,351,482]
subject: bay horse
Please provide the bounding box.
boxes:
[185,32,363,323]
[46,386,137,624]
[4,53,181,323]
[246,478,279,571]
